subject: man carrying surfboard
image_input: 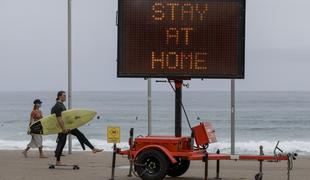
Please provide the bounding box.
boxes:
[52,91,102,165]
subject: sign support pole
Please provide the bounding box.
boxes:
[107,127,120,180]
[175,80,183,137]
[68,0,72,154]
[147,79,152,136]
[109,143,117,180]
[231,79,235,155]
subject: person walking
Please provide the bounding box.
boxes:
[52,91,102,165]
[22,99,47,158]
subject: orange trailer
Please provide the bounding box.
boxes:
[116,122,297,180]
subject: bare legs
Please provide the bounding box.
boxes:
[39,147,47,158]
[22,146,47,158]
[22,147,30,158]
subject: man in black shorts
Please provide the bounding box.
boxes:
[52,91,102,165]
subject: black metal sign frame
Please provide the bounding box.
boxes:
[117,0,246,79]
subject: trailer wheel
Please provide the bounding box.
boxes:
[134,149,168,180]
[167,158,190,177]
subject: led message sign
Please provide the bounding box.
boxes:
[117,0,245,78]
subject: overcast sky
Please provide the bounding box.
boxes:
[0,0,309,92]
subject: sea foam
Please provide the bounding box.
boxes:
[1,139,309,155]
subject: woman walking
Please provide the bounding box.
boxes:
[22,99,47,158]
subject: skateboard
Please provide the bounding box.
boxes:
[48,164,80,170]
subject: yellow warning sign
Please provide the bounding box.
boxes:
[107,127,121,143]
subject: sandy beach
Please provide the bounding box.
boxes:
[0,150,309,180]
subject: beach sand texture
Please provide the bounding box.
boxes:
[0,150,309,180]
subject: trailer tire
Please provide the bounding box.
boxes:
[167,158,190,177]
[134,149,168,180]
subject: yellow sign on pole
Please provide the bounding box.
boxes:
[107,126,121,143]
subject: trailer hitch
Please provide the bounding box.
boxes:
[271,141,298,180]
[272,141,298,161]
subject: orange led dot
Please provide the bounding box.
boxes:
[166,28,179,45]
[152,3,165,21]
[181,52,193,70]
[181,27,193,45]
[166,3,178,21]
[195,53,207,70]
[166,52,178,70]
[181,3,194,21]
[151,52,165,69]
[196,3,208,21]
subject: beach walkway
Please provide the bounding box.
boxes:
[0,150,308,180]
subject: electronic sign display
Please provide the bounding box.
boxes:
[117,0,245,78]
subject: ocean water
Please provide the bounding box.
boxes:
[0,91,309,155]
